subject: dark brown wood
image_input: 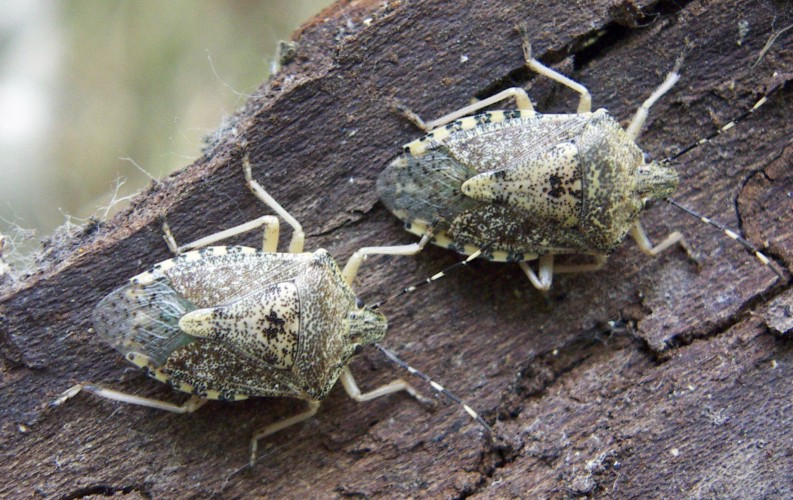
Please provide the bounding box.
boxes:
[2,0,791,497]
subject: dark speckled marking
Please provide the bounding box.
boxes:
[379,107,671,260]
[92,248,388,404]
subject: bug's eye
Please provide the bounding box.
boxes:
[355,297,365,308]
[353,345,364,355]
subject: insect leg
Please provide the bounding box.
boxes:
[629,221,691,257]
[553,254,609,274]
[519,254,610,290]
[402,87,536,133]
[521,34,592,113]
[161,149,291,254]
[249,400,320,466]
[243,152,305,253]
[163,215,282,254]
[50,382,207,413]
[625,57,683,141]
[338,366,431,404]
[517,254,555,291]
[341,230,435,286]
[652,83,785,280]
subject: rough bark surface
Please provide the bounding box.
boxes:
[1,0,791,498]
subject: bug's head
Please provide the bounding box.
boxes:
[347,297,388,346]
[636,160,678,202]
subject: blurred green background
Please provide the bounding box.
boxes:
[0,0,332,270]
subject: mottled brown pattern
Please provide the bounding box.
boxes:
[164,247,309,307]
[577,110,652,252]
[447,113,590,175]
[462,142,583,226]
[291,250,381,400]
[194,281,301,369]
[92,248,386,402]
[378,94,679,258]
[448,204,593,257]
[162,340,302,400]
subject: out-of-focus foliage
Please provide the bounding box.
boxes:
[0,0,331,265]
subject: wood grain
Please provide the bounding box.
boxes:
[1,0,790,497]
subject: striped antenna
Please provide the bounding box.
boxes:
[368,240,496,436]
[374,343,493,436]
[661,79,783,165]
[658,77,787,281]
[369,244,492,310]
[663,198,784,280]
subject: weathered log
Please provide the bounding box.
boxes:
[2,0,791,497]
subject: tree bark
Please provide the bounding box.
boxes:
[2,0,791,497]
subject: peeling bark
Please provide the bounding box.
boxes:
[1,0,791,497]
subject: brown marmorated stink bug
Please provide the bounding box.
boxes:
[51,148,490,466]
[377,32,784,291]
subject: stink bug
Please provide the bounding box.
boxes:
[377,32,783,290]
[51,148,489,466]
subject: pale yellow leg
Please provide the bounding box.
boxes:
[338,366,430,405]
[248,365,433,466]
[518,254,609,290]
[50,382,207,413]
[402,33,592,132]
[161,151,307,255]
[521,36,592,113]
[243,154,305,253]
[518,254,555,291]
[249,400,320,466]
[405,87,535,132]
[341,232,434,286]
[625,57,683,141]
[163,215,281,255]
[630,221,690,256]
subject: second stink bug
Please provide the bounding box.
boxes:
[377,31,784,291]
